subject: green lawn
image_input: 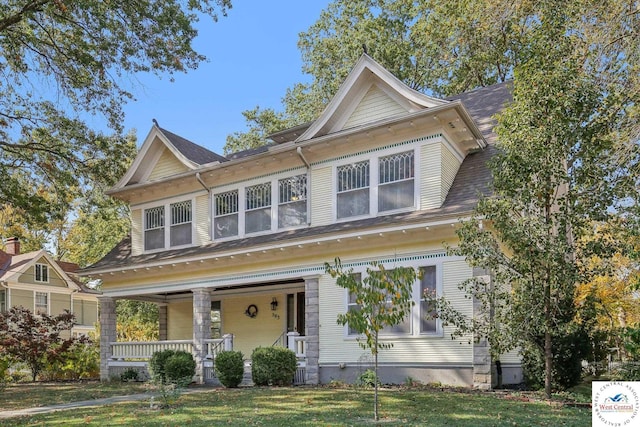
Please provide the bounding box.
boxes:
[1,383,591,426]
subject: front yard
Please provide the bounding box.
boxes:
[0,382,590,426]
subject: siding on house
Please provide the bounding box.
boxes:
[310,166,333,226]
[51,292,69,315]
[343,85,407,130]
[441,144,461,203]
[167,300,193,340]
[147,148,190,182]
[195,194,210,245]
[18,261,66,287]
[73,299,98,326]
[11,289,31,309]
[318,254,474,366]
[420,142,442,210]
[222,294,285,358]
[131,208,143,256]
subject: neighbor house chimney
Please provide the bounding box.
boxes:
[4,237,20,255]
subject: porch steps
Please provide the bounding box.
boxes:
[241,360,254,386]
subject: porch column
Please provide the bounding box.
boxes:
[192,288,211,384]
[98,296,116,381]
[158,304,168,341]
[472,269,493,389]
[304,275,320,385]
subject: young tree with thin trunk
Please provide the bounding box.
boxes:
[325,258,418,421]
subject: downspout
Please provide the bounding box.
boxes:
[195,172,209,193]
[296,147,311,225]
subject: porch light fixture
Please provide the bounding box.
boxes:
[270,297,278,311]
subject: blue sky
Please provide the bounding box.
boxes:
[122,1,330,155]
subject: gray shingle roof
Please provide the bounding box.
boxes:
[81,83,511,273]
[159,127,228,165]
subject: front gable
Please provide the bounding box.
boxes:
[7,252,79,291]
[147,147,191,182]
[296,54,447,142]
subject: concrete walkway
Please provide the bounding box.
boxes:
[0,387,218,420]
[0,392,155,419]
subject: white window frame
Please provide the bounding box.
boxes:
[245,181,273,235]
[0,289,6,312]
[141,197,195,253]
[343,259,443,339]
[35,291,49,315]
[213,189,239,240]
[35,263,49,283]
[334,147,418,222]
[211,171,308,241]
[278,174,308,229]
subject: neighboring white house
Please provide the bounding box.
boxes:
[79,54,521,387]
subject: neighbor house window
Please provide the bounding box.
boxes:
[35,263,49,283]
[278,174,307,228]
[144,206,165,251]
[420,266,438,333]
[170,200,192,246]
[245,182,272,234]
[35,292,48,314]
[0,289,6,312]
[214,190,239,239]
[337,161,370,219]
[378,151,414,212]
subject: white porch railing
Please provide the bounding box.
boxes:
[287,332,307,358]
[110,340,193,360]
[109,334,234,361]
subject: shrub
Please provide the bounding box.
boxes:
[0,357,11,391]
[149,349,195,385]
[214,351,244,388]
[121,367,140,382]
[611,362,640,381]
[522,326,589,391]
[356,369,380,388]
[164,351,195,385]
[251,347,297,386]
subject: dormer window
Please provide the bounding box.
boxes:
[378,151,415,212]
[278,174,307,228]
[214,190,239,239]
[144,199,193,251]
[245,182,272,234]
[35,263,49,283]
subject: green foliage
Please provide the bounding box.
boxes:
[250,347,297,386]
[0,0,230,233]
[356,369,380,388]
[223,107,290,154]
[120,368,141,383]
[325,258,419,421]
[41,342,100,381]
[622,327,640,361]
[0,306,90,381]
[214,350,245,388]
[0,356,10,391]
[521,327,590,391]
[164,352,196,386]
[611,363,640,381]
[116,300,159,341]
[149,350,194,386]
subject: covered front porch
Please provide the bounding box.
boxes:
[98,277,319,385]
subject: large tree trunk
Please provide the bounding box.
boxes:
[544,329,552,398]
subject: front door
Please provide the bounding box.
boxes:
[286,292,305,335]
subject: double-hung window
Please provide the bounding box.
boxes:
[245,182,272,234]
[345,264,440,338]
[144,199,193,251]
[35,291,48,314]
[278,174,307,228]
[170,201,192,246]
[144,206,165,251]
[35,263,49,283]
[420,266,438,333]
[378,151,415,212]
[0,289,6,312]
[214,190,239,239]
[337,161,370,219]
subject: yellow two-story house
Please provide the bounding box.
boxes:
[80,54,521,387]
